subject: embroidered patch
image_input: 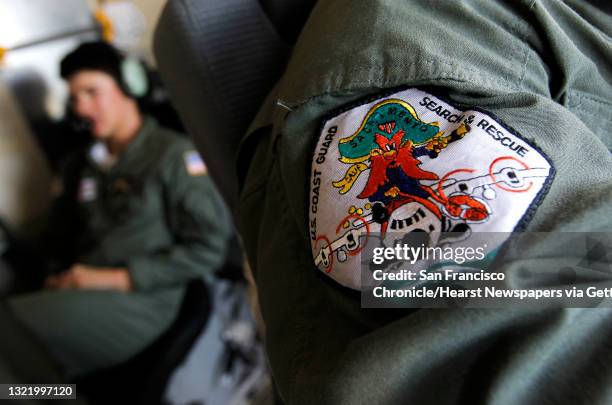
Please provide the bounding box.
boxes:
[309,88,554,290]
[184,150,207,176]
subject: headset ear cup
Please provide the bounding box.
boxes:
[120,57,149,98]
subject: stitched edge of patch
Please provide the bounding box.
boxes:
[307,86,556,290]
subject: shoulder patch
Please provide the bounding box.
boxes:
[183,150,207,176]
[309,88,554,289]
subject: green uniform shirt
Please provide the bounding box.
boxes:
[9,117,232,378]
[45,116,232,291]
[234,1,612,404]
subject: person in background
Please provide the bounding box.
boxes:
[5,41,233,379]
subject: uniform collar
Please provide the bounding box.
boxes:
[87,116,157,173]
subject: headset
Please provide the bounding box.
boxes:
[119,55,149,99]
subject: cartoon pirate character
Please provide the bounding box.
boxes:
[332,99,489,235]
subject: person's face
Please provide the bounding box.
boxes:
[68,70,132,139]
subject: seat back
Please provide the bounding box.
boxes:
[153,0,291,211]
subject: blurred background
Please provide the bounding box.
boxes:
[0,1,271,404]
[0,0,172,235]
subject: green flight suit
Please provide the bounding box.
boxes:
[7,117,232,379]
[234,1,612,404]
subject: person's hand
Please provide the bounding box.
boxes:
[45,264,133,292]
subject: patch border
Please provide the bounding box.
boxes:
[306,86,557,293]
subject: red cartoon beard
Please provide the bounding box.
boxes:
[358,132,438,199]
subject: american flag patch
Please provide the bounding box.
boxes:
[183,150,207,176]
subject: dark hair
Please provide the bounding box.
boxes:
[60,41,125,91]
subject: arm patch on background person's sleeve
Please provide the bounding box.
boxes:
[183,150,208,176]
[308,87,554,290]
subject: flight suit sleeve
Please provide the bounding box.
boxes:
[127,144,232,291]
[229,1,612,404]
